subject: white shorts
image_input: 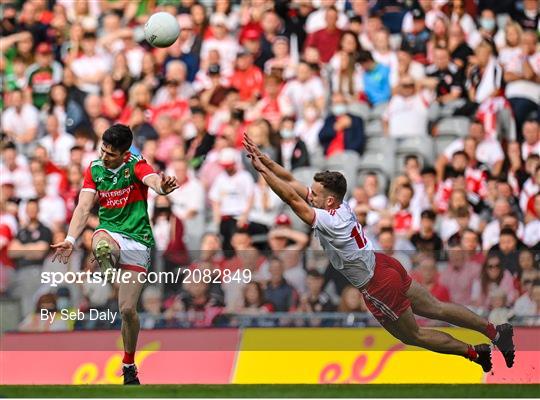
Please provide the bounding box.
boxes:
[93,229,151,273]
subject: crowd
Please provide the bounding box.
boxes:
[0,0,539,332]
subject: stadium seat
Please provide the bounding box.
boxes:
[436,117,471,137]
[434,134,459,156]
[395,136,435,168]
[348,102,370,121]
[293,166,319,186]
[310,146,326,170]
[365,119,384,137]
[325,151,362,197]
[364,136,392,153]
[357,152,394,186]
[369,103,388,121]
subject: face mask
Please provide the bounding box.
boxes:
[332,104,347,116]
[304,108,318,121]
[280,129,295,139]
[480,18,496,31]
[524,9,537,19]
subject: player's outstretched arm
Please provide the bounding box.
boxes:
[51,190,96,263]
[143,172,179,195]
[243,133,309,201]
[249,154,315,226]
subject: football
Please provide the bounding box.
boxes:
[144,12,180,48]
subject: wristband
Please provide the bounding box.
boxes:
[65,236,76,245]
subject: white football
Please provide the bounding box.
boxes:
[144,12,180,48]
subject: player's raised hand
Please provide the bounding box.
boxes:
[160,172,179,194]
[248,153,265,173]
[243,133,262,157]
[51,240,74,264]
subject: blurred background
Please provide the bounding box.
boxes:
[0,0,539,333]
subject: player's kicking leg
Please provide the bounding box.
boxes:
[380,307,493,372]
[407,281,515,368]
[118,270,145,385]
[92,230,120,280]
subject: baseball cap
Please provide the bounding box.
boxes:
[218,147,237,166]
[275,213,291,226]
[36,42,52,54]
[210,13,228,27]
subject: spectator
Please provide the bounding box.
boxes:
[410,209,443,257]
[487,289,512,325]
[0,142,35,200]
[167,158,205,250]
[276,117,310,171]
[521,119,540,161]
[383,75,431,138]
[281,60,326,116]
[41,83,85,135]
[39,114,75,168]
[425,46,468,121]
[471,254,518,310]
[69,31,111,95]
[230,49,264,104]
[299,269,336,313]
[468,9,505,49]
[415,255,451,302]
[357,50,392,106]
[294,102,325,155]
[8,199,52,316]
[513,272,539,318]
[230,281,274,314]
[264,36,296,80]
[25,42,63,109]
[447,22,474,71]
[23,173,66,230]
[200,13,239,76]
[391,183,420,238]
[437,119,505,180]
[18,293,69,332]
[1,89,40,157]
[524,194,540,247]
[140,286,164,330]
[248,74,293,131]
[248,176,282,233]
[440,245,481,306]
[400,8,431,65]
[209,148,254,255]
[499,24,539,138]
[319,92,365,157]
[184,107,215,170]
[179,281,224,328]
[377,227,412,271]
[488,227,527,277]
[264,257,297,312]
[154,115,183,164]
[305,6,343,63]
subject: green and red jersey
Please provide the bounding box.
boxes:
[82,152,156,247]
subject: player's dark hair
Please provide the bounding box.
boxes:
[102,124,133,153]
[314,171,347,202]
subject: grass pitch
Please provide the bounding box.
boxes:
[0,384,538,398]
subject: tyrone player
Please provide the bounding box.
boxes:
[52,124,179,384]
[243,133,514,372]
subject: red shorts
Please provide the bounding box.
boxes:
[361,252,412,324]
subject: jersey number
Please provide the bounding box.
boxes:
[350,225,367,249]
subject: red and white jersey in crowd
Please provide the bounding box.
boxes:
[434,178,453,213]
[522,140,540,160]
[465,167,488,198]
[311,201,376,288]
[520,177,539,214]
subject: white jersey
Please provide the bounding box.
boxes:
[312,202,376,288]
